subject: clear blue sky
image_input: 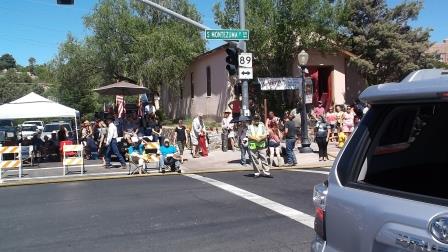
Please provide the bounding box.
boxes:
[1,0,447,66]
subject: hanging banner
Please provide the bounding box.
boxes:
[257,77,314,104]
[305,78,313,104]
[258,77,301,91]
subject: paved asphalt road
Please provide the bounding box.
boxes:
[0,170,328,252]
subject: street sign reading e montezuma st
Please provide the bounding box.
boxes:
[205,29,249,40]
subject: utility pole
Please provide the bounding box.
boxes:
[239,0,250,117]
[137,0,249,116]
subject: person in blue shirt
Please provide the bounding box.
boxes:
[159,139,181,173]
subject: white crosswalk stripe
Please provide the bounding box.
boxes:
[289,169,330,175]
[185,173,315,228]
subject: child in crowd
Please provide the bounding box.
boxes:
[337,127,347,148]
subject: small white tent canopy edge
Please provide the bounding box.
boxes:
[0,92,80,142]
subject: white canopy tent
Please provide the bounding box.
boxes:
[0,92,80,142]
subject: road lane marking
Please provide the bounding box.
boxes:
[2,171,130,181]
[289,169,329,175]
[185,173,315,228]
[22,164,102,171]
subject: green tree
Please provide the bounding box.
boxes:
[0,69,43,104]
[214,0,340,77]
[50,34,103,114]
[339,0,434,84]
[28,57,36,74]
[0,54,17,70]
[83,0,205,91]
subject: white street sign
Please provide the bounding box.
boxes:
[238,53,253,68]
[239,67,253,80]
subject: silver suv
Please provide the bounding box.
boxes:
[312,69,448,252]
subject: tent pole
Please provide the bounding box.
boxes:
[74,115,79,144]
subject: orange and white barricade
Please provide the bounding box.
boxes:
[0,145,22,180]
[62,144,84,175]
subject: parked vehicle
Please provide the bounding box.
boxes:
[41,122,73,141]
[22,120,45,131]
[19,124,38,140]
[311,69,448,252]
[0,120,17,145]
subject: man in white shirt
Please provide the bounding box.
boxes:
[105,116,127,169]
[221,111,234,152]
[145,101,156,116]
[191,113,204,158]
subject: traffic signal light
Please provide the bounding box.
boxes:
[57,0,74,4]
[226,47,238,76]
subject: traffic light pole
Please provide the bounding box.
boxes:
[136,0,210,30]
[239,0,250,117]
[137,0,249,116]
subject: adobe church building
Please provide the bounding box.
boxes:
[161,43,367,121]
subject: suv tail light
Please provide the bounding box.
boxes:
[313,180,328,241]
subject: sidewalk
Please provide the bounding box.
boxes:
[181,142,339,174]
[0,142,340,186]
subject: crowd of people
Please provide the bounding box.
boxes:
[219,99,369,177]
[22,125,72,162]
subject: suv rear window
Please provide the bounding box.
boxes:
[356,103,448,200]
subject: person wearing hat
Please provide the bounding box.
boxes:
[312,100,326,121]
[247,114,272,177]
[104,115,127,169]
[221,109,234,152]
[159,138,181,173]
[191,113,206,158]
[81,120,92,141]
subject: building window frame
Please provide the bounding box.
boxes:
[190,72,194,99]
[206,66,211,97]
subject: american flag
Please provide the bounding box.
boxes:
[116,95,126,118]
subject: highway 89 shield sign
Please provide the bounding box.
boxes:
[238,53,253,68]
[239,67,253,80]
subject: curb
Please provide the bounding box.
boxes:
[0,162,333,188]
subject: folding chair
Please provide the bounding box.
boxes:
[128,141,161,175]
[62,144,84,175]
[21,145,34,167]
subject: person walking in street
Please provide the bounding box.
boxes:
[104,115,127,169]
[173,119,187,163]
[247,114,272,178]
[315,116,331,161]
[284,113,298,166]
[268,121,283,168]
[237,121,250,166]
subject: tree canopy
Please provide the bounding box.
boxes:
[339,0,437,84]
[214,0,340,77]
[0,69,44,104]
[214,0,439,85]
[44,0,206,115]
[0,54,17,70]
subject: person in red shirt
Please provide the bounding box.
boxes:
[313,101,326,120]
[228,97,241,119]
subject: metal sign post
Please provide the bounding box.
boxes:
[239,0,250,117]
